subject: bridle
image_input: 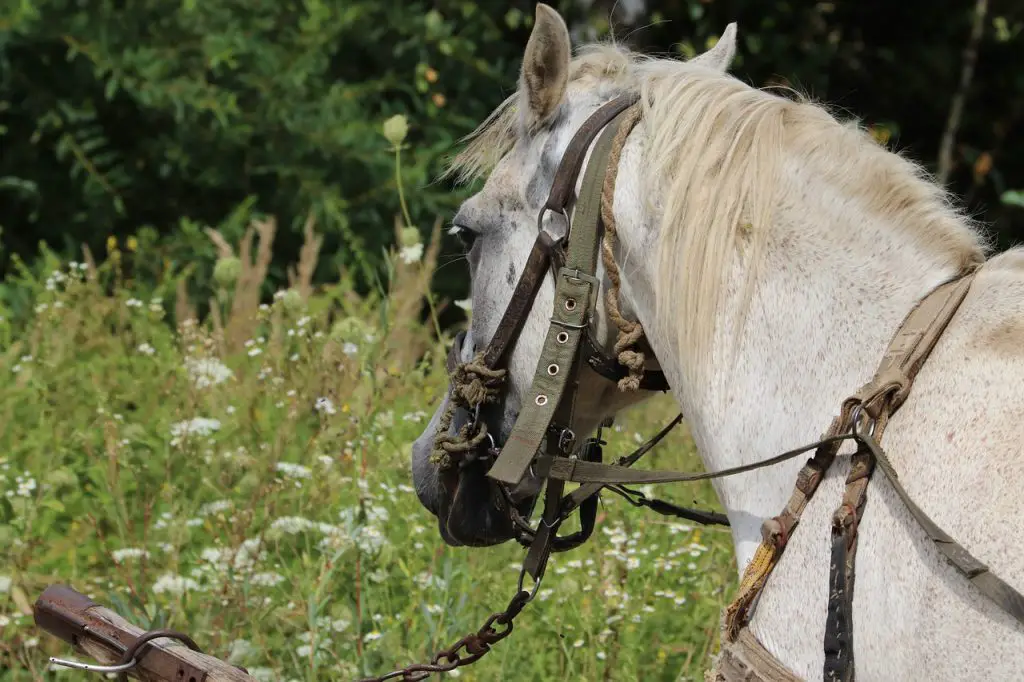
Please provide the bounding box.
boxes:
[429,93,684,556]
[363,91,1024,682]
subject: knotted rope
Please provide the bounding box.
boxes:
[599,104,646,392]
[429,352,507,468]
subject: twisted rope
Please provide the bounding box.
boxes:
[430,352,507,468]
[599,104,646,392]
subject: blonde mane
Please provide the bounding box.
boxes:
[448,42,988,387]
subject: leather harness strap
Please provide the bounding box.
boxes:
[482,231,562,371]
[544,94,640,214]
[487,98,644,486]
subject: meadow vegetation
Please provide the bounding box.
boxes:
[0,186,735,681]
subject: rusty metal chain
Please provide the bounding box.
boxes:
[358,587,534,681]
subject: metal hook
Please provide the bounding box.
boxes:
[49,656,137,673]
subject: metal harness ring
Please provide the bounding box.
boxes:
[849,404,877,439]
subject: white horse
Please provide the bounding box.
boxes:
[411,4,1024,679]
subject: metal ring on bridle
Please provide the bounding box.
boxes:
[536,206,571,233]
[849,404,877,439]
[516,564,543,601]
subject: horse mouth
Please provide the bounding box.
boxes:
[433,406,536,548]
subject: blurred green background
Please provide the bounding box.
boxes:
[2,0,1022,327]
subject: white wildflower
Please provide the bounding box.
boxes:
[185,357,233,388]
[314,397,337,415]
[200,548,225,564]
[137,343,156,356]
[199,500,232,516]
[248,668,276,682]
[249,572,285,587]
[275,462,311,480]
[169,417,221,446]
[152,573,200,596]
[125,298,143,308]
[247,347,262,357]
[399,243,423,264]
[111,548,149,563]
[342,342,358,355]
[15,474,36,497]
[269,516,316,535]
[363,631,382,643]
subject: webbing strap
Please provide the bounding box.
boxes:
[859,432,1024,626]
[851,270,977,417]
[487,108,631,486]
[531,433,854,485]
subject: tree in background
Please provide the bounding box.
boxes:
[1,0,1021,325]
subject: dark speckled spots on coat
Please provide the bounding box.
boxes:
[506,261,516,285]
[495,195,525,228]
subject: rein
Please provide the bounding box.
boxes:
[365,92,1024,682]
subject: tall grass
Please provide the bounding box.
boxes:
[0,153,736,682]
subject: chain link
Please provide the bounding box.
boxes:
[358,589,533,681]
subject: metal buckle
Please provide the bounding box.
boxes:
[558,266,599,289]
[548,317,588,330]
[557,428,576,454]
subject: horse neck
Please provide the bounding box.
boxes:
[611,135,971,571]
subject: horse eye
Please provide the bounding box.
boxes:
[452,225,478,251]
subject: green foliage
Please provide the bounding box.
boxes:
[1,1,543,308]
[4,0,1024,308]
[0,247,733,681]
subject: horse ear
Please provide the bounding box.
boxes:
[519,3,571,129]
[689,23,738,72]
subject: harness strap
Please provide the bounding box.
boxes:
[544,94,640,214]
[488,104,634,486]
[581,333,670,391]
[860,431,1024,624]
[478,231,562,372]
[823,268,979,680]
[849,269,979,418]
[709,628,804,682]
[531,432,857,485]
